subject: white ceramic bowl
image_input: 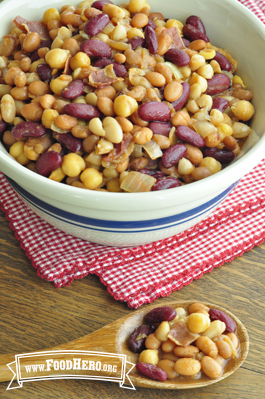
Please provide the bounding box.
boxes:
[0,0,265,247]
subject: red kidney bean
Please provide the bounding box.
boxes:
[93,57,128,78]
[128,325,155,353]
[136,362,167,381]
[161,143,187,168]
[171,82,190,112]
[139,169,164,179]
[209,309,237,333]
[127,36,145,50]
[37,63,53,82]
[164,48,190,67]
[93,58,113,68]
[176,125,205,148]
[30,49,40,62]
[182,38,190,47]
[81,39,112,58]
[84,13,110,37]
[64,103,100,120]
[203,147,235,163]
[144,26,158,54]
[39,39,52,49]
[138,102,171,122]
[213,51,232,72]
[0,120,7,135]
[183,24,209,43]
[145,306,177,324]
[61,79,85,100]
[205,73,231,96]
[152,177,182,191]
[186,15,206,35]
[148,122,172,137]
[53,132,82,153]
[211,97,229,113]
[35,151,62,177]
[92,0,113,10]
[31,39,52,62]
[147,18,157,30]
[113,63,127,78]
[11,122,46,139]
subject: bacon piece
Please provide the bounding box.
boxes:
[164,27,185,50]
[89,64,123,88]
[13,16,50,40]
[102,133,134,164]
[168,319,200,347]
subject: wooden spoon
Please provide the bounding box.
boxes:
[0,301,249,389]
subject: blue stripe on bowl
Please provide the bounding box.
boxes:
[6,176,238,233]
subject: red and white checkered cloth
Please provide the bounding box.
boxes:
[1,0,265,309]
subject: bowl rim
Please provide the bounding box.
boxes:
[0,0,265,209]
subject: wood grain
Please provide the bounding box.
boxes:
[0,209,265,398]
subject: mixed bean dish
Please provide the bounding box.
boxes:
[0,0,255,192]
[129,303,240,382]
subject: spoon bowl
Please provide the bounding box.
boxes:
[0,301,249,389]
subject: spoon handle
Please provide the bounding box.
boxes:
[0,322,120,383]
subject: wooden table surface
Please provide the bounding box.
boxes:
[0,208,265,399]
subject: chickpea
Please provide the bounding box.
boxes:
[62,153,86,177]
[155,321,170,342]
[42,8,60,24]
[231,100,254,121]
[80,167,103,190]
[199,157,221,175]
[9,141,29,165]
[178,158,194,175]
[187,313,211,334]
[138,349,159,366]
[45,49,70,69]
[42,109,59,129]
[106,178,122,192]
[114,95,138,118]
[50,75,72,96]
